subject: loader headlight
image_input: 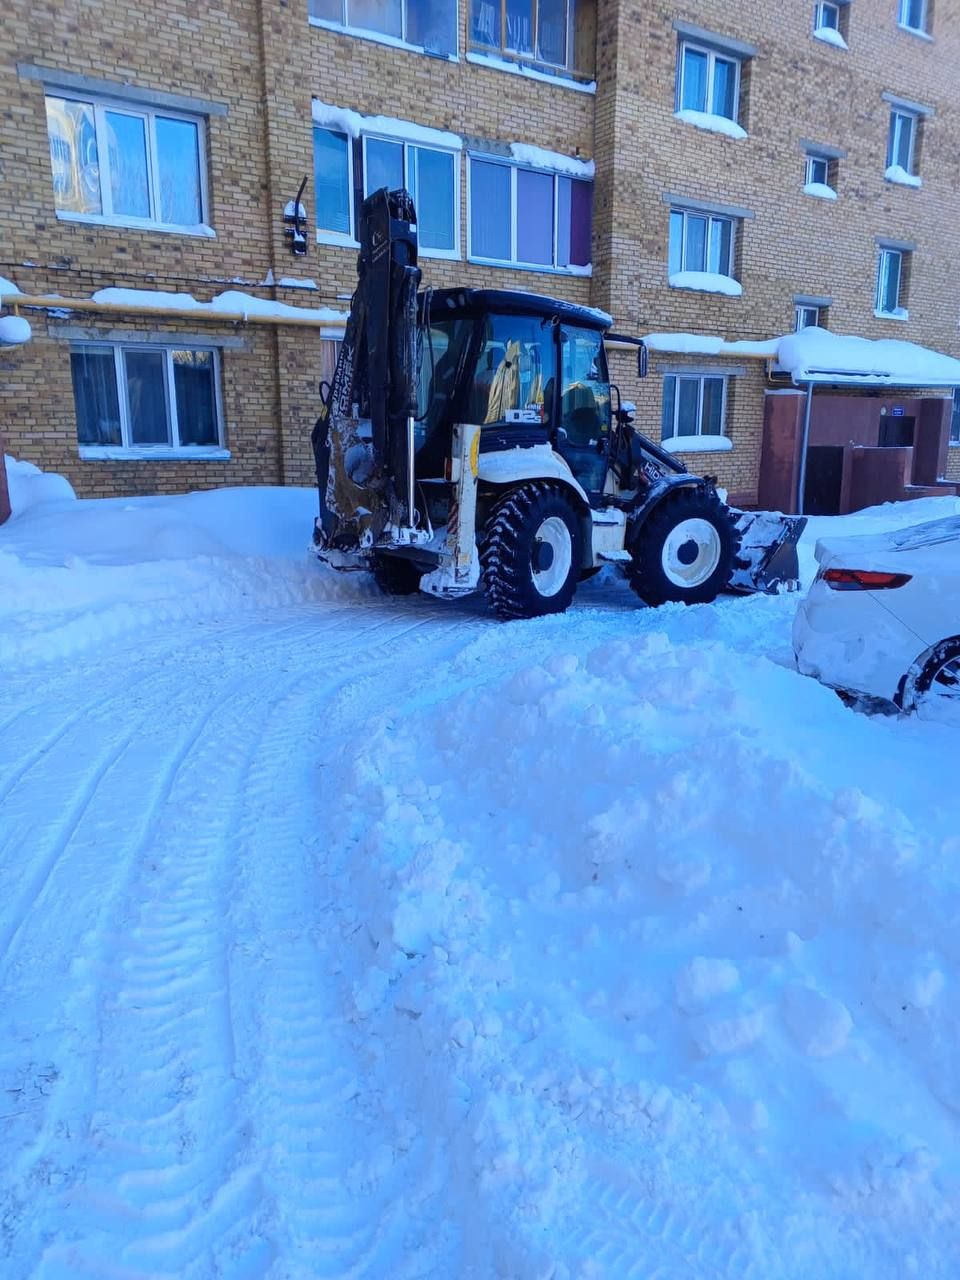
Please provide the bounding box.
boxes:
[469,428,481,478]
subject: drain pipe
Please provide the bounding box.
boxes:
[796,380,814,515]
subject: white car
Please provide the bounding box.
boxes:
[793,516,960,718]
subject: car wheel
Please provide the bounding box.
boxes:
[900,637,960,720]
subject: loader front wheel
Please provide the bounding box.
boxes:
[480,484,583,621]
[628,486,737,607]
[372,553,422,596]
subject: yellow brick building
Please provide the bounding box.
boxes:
[2,0,959,509]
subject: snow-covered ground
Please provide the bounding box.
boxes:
[3,467,960,1278]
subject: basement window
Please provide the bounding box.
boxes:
[308,0,458,57]
[661,373,728,440]
[795,304,821,330]
[44,94,210,234]
[71,344,225,456]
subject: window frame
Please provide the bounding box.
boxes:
[814,1,841,30]
[45,92,210,235]
[661,373,729,441]
[466,155,593,274]
[468,0,580,75]
[951,388,960,445]
[898,0,928,33]
[669,206,737,279]
[887,108,918,175]
[876,246,906,316]
[71,341,225,456]
[314,126,359,247]
[805,153,830,187]
[361,133,461,259]
[677,39,742,122]
[795,304,820,330]
[308,0,460,59]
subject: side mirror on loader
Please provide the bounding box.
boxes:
[637,342,648,379]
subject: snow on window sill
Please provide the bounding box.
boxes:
[56,212,215,238]
[812,26,848,49]
[661,435,733,454]
[673,109,746,140]
[79,446,231,461]
[308,17,458,60]
[465,50,596,94]
[897,21,933,39]
[874,307,909,321]
[804,182,838,200]
[669,271,743,297]
[468,256,592,277]
[885,165,922,188]
[317,231,361,249]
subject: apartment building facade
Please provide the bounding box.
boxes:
[2,0,959,512]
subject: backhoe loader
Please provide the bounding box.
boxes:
[311,188,804,619]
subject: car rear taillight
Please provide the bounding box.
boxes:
[822,568,912,591]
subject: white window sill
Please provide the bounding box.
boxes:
[673,109,746,140]
[803,182,838,200]
[661,435,733,454]
[468,256,592,277]
[308,17,458,60]
[885,165,922,188]
[669,271,743,297]
[812,27,848,49]
[897,22,933,39]
[317,231,361,249]
[56,212,215,238]
[419,246,461,261]
[874,308,909,321]
[79,446,231,461]
[465,50,596,94]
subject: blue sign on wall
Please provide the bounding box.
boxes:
[891,407,905,417]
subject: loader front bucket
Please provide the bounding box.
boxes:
[727,510,808,594]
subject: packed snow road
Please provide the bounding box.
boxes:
[3,479,960,1278]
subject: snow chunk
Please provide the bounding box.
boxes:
[465,50,597,95]
[777,328,960,384]
[813,26,848,48]
[4,455,76,517]
[311,99,462,150]
[885,165,922,188]
[0,315,31,345]
[661,435,733,454]
[804,182,838,200]
[90,286,347,325]
[278,277,319,290]
[669,272,743,297]
[0,275,22,296]
[676,957,740,1011]
[509,143,594,179]
[674,109,747,140]
[782,986,853,1057]
[644,332,779,358]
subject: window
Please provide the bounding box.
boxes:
[70,344,223,452]
[677,41,740,121]
[44,94,207,231]
[814,1,840,29]
[795,304,820,330]
[661,374,727,440]
[898,0,928,32]
[887,109,919,176]
[952,389,960,444]
[313,120,459,255]
[806,155,829,187]
[364,137,457,255]
[876,247,907,316]
[469,0,595,78]
[309,0,458,56]
[669,208,735,278]
[803,150,838,195]
[468,158,592,270]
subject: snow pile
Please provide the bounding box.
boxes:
[673,109,747,139]
[803,181,838,200]
[645,332,779,357]
[813,25,848,48]
[668,271,743,297]
[509,143,594,179]
[778,329,960,385]
[0,314,31,345]
[661,433,733,453]
[311,100,462,149]
[324,606,960,1276]
[91,286,348,325]
[886,165,922,188]
[0,468,374,666]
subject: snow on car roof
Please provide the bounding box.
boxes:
[815,515,960,567]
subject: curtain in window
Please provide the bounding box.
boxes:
[555,178,592,267]
[366,137,404,195]
[708,218,732,275]
[309,0,342,16]
[471,160,511,259]
[537,0,567,66]
[71,350,121,445]
[711,58,737,119]
[314,128,352,235]
[471,0,500,45]
[406,0,458,53]
[517,168,553,264]
[106,111,151,218]
[685,214,707,272]
[878,252,901,313]
[668,211,684,275]
[415,147,455,250]
[173,351,218,446]
[888,113,912,170]
[156,118,202,225]
[677,379,700,435]
[661,376,677,440]
[505,0,534,54]
[349,0,402,36]
[46,97,102,215]
[680,48,708,112]
[125,350,169,445]
[701,378,724,435]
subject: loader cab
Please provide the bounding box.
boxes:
[418,288,612,494]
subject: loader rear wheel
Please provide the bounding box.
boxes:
[628,486,737,607]
[480,483,583,621]
[372,553,422,596]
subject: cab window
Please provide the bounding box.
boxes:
[558,326,611,447]
[467,313,557,428]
